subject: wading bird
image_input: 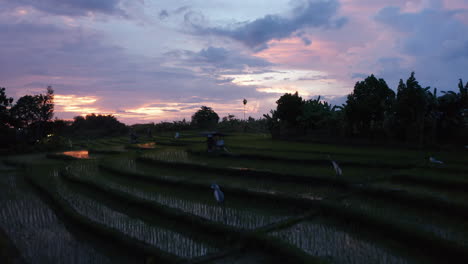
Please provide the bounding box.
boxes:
[211,184,225,203]
[429,156,444,164]
[328,155,342,177]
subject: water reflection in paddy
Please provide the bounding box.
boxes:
[137,142,157,149]
[62,150,90,159]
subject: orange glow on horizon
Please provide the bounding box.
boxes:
[55,94,101,115]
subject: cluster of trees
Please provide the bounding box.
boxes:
[1,86,55,147]
[265,73,468,146]
[191,106,267,132]
[264,92,342,138]
[0,86,128,149]
[70,114,128,138]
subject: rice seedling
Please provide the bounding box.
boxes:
[205,250,277,264]
[0,171,138,264]
[58,189,218,258]
[105,156,344,199]
[270,219,415,264]
[142,149,191,163]
[371,181,468,207]
[50,169,219,259]
[66,163,297,230]
[4,153,63,166]
[341,195,468,247]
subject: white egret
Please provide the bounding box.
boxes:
[328,155,342,177]
[210,184,224,203]
[429,156,444,164]
[211,183,226,224]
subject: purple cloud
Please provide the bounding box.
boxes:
[0,0,141,17]
[187,0,346,50]
[165,46,273,75]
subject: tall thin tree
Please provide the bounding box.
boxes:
[243,98,247,120]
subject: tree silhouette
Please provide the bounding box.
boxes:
[344,74,395,137]
[243,98,247,120]
[191,106,219,129]
[394,72,433,144]
[0,87,13,130]
[437,79,468,141]
[71,114,127,137]
[10,87,54,129]
[298,96,334,130]
[275,92,304,127]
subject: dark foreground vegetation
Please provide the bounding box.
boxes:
[1,133,467,263]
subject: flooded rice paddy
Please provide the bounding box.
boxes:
[270,219,413,264]
[342,195,468,247]
[53,173,218,259]
[2,137,466,264]
[67,162,297,230]
[0,169,141,264]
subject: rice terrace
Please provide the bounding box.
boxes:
[1,131,467,263]
[1,0,468,263]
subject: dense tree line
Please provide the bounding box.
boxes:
[1,86,56,147]
[2,71,466,151]
[70,114,128,138]
[0,86,127,149]
[265,73,468,146]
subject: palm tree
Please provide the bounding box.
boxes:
[243,98,247,121]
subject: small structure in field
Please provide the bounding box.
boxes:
[202,132,228,153]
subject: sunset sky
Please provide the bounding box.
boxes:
[1,0,467,124]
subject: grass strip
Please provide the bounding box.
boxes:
[25,173,185,264]
[0,227,25,264]
[137,156,352,187]
[391,173,468,191]
[356,185,468,219]
[99,162,324,210]
[88,149,126,154]
[46,153,81,161]
[157,141,191,147]
[319,201,468,263]
[188,150,414,169]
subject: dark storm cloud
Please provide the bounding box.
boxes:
[187,0,346,50]
[0,0,137,17]
[194,47,272,68]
